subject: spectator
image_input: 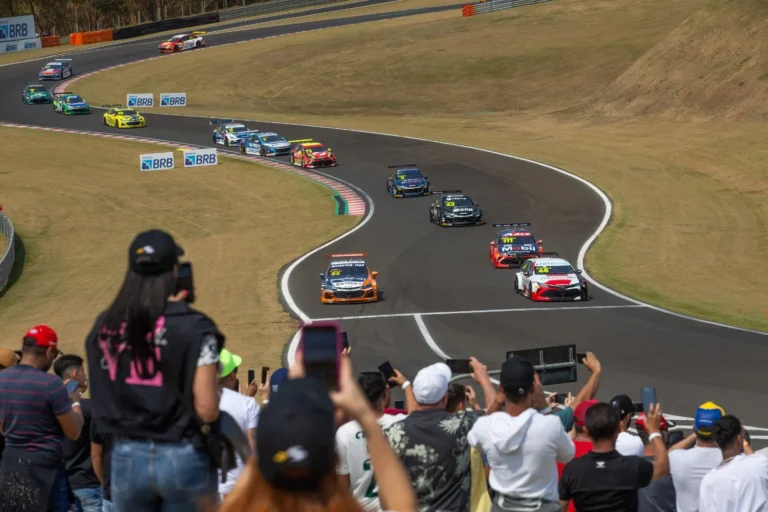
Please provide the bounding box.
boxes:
[446,383,483,414]
[84,229,224,511]
[220,355,418,512]
[635,413,676,512]
[337,369,412,511]
[90,420,114,512]
[557,399,598,512]
[668,402,724,512]
[0,347,19,465]
[0,325,84,511]
[217,349,260,502]
[699,415,768,511]
[559,402,669,512]
[468,356,574,512]
[610,394,644,457]
[54,354,102,512]
[258,367,288,407]
[384,357,493,511]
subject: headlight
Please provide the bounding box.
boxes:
[362,284,373,290]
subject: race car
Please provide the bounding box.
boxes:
[157,32,206,53]
[52,93,90,115]
[320,253,379,304]
[211,120,250,146]
[238,131,292,156]
[289,139,338,169]
[22,82,53,104]
[102,104,146,128]
[386,164,432,197]
[514,255,589,302]
[489,223,545,268]
[38,59,73,80]
[428,190,485,226]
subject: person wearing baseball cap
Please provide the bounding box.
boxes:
[257,368,289,407]
[635,412,677,512]
[610,394,644,457]
[667,402,725,512]
[0,325,84,511]
[468,356,574,512]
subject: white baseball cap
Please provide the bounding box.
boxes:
[412,362,452,405]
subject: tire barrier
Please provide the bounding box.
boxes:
[111,12,220,41]
[461,0,552,17]
[69,30,114,45]
[40,36,61,48]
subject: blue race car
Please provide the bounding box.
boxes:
[38,59,73,81]
[386,164,432,197]
[238,131,292,156]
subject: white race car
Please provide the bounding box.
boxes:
[514,255,589,301]
[211,120,251,146]
[158,32,206,53]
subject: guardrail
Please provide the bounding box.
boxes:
[219,0,350,21]
[0,212,16,292]
[462,0,552,17]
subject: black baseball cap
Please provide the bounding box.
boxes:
[500,356,535,396]
[610,394,635,417]
[129,229,184,275]
[256,377,336,491]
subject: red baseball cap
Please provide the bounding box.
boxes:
[635,412,674,431]
[23,325,59,350]
[574,399,599,427]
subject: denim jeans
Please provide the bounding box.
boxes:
[110,439,216,512]
[73,486,103,512]
[102,499,116,512]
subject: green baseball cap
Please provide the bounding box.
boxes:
[219,349,242,378]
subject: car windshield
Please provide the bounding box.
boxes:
[44,64,60,69]
[305,146,326,152]
[395,169,422,180]
[261,135,284,142]
[229,126,247,133]
[499,234,537,245]
[443,197,473,210]
[28,87,45,93]
[535,264,573,275]
[327,264,368,279]
[170,36,184,41]
[117,110,137,116]
[64,96,83,103]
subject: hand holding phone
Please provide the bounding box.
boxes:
[641,386,658,415]
[300,322,342,391]
[175,262,195,303]
[576,352,587,364]
[247,368,255,385]
[394,399,405,410]
[261,366,270,385]
[445,359,472,374]
[378,361,397,388]
[65,380,80,394]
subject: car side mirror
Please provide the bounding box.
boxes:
[524,271,531,277]
[371,271,378,277]
[537,239,543,244]
[319,273,325,280]
[424,175,429,179]
[576,270,582,274]
[490,241,496,245]
[475,204,480,207]
[327,148,332,152]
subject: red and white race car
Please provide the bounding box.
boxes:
[158,32,206,53]
[489,223,544,268]
[514,255,589,302]
[289,139,338,169]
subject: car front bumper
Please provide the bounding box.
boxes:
[321,289,378,303]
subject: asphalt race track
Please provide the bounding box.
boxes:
[2,6,767,436]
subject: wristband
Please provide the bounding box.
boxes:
[71,402,81,409]
[649,432,662,442]
[401,381,411,390]
[262,399,269,405]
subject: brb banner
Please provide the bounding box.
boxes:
[0,37,41,54]
[183,148,217,167]
[140,152,175,171]
[127,93,154,108]
[160,93,186,107]
[0,15,35,43]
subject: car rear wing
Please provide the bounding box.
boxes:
[433,189,462,195]
[54,58,72,62]
[289,139,314,144]
[327,253,368,258]
[388,163,418,168]
[25,81,45,85]
[192,31,207,35]
[540,252,560,257]
[209,119,235,125]
[492,223,531,228]
[102,104,124,108]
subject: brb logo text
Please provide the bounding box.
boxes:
[127,93,154,108]
[183,148,217,167]
[140,152,175,171]
[0,15,35,41]
[160,93,187,107]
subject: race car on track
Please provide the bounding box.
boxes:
[428,190,485,226]
[320,253,379,304]
[238,131,292,156]
[38,59,73,81]
[52,93,90,115]
[211,120,250,146]
[102,105,146,128]
[289,140,338,169]
[22,82,53,104]
[386,164,432,197]
[514,255,589,302]
[157,32,206,53]
[489,223,545,268]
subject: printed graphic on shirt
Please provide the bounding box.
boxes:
[97,316,169,386]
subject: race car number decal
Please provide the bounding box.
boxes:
[501,237,515,244]
[397,174,406,180]
[445,201,455,206]
[537,267,550,273]
[330,269,342,276]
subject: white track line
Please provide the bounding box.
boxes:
[414,314,450,359]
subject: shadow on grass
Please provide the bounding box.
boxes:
[0,234,26,300]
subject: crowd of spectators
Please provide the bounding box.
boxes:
[0,227,767,512]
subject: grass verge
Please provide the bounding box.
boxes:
[0,128,358,365]
[72,0,768,332]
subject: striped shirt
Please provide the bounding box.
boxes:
[0,364,71,457]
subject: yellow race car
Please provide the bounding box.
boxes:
[102,104,146,129]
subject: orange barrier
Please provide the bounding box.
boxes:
[40,36,60,48]
[462,4,476,16]
[70,30,113,45]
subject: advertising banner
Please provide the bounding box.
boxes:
[127,93,154,108]
[183,148,217,167]
[140,152,175,171]
[0,37,41,54]
[159,93,187,107]
[0,15,35,43]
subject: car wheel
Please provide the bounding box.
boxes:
[260,147,266,157]
[240,145,246,154]
[581,283,589,301]
[174,45,180,53]
[103,117,107,125]
[224,138,229,147]
[528,282,534,298]
[212,135,217,143]
[513,276,519,293]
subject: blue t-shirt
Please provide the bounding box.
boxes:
[0,364,71,457]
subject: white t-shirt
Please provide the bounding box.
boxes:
[616,431,644,457]
[669,445,723,512]
[336,413,407,511]
[699,453,768,512]
[467,408,574,502]
[217,387,260,496]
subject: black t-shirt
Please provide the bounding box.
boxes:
[62,398,100,489]
[559,450,654,512]
[90,420,113,500]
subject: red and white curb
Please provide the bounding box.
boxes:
[0,121,365,216]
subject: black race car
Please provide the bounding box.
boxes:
[386,164,431,197]
[429,190,485,227]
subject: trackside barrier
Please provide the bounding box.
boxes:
[70,30,113,45]
[218,0,350,21]
[0,211,16,291]
[40,36,60,48]
[461,0,552,16]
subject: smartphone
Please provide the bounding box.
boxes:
[261,366,269,385]
[341,331,349,350]
[65,380,79,393]
[378,361,397,388]
[641,386,658,414]
[394,399,405,410]
[576,352,587,364]
[175,262,195,303]
[247,368,255,385]
[553,393,567,405]
[633,402,644,413]
[300,322,342,391]
[446,359,472,374]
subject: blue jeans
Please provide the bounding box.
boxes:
[110,439,216,512]
[73,486,103,512]
[102,499,116,512]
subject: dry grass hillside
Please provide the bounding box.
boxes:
[592,0,768,120]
